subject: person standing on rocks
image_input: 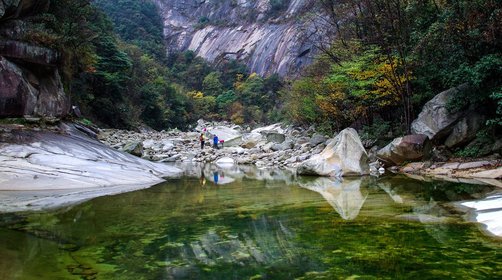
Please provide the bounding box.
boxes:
[200,133,205,149]
[213,134,219,149]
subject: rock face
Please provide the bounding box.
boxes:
[0,1,70,118]
[0,56,69,117]
[155,0,319,76]
[377,134,431,166]
[297,128,369,177]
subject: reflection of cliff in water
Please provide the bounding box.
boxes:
[299,177,369,220]
[162,215,303,278]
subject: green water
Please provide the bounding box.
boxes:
[0,174,501,279]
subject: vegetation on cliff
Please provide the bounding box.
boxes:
[283,0,502,140]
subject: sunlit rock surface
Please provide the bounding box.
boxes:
[297,128,369,177]
[155,0,318,76]
[0,123,181,211]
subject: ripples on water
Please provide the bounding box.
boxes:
[0,164,501,279]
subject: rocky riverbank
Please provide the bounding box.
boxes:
[98,121,332,169]
[98,119,501,186]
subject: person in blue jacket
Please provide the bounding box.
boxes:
[213,134,219,149]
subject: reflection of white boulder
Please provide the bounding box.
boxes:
[300,177,368,220]
[378,182,404,204]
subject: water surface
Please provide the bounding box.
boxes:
[0,168,500,279]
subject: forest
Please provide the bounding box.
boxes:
[25,0,501,155]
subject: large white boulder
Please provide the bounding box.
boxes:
[208,126,242,147]
[297,128,369,177]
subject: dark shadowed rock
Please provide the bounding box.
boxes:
[0,56,70,117]
[123,141,144,157]
[444,112,485,148]
[0,40,59,66]
[377,134,432,166]
[265,132,286,144]
[0,0,49,20]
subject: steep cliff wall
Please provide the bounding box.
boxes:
[156,0,318,77]
[0,0,69,118]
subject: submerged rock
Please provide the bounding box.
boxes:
[297,128,369,177]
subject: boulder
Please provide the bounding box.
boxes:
[266,132,285,143]
[208,126,242,147]
[270,139,294,151]
[215,157,235,167]
[251,123,285,135]
[240,132,263,148]
[444,112,485,148]
[297,128,369,177]
[411,84,468,140]
[309,133,328,146]
[122,141,143,157]
[377,134,431,166]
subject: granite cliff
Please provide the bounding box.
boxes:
[155,0,319,77]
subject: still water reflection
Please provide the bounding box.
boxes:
[0,165,500,279]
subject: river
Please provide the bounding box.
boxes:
[0,165,500,279]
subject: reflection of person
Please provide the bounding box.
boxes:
[200,170,206,186]
[213,171,219,184]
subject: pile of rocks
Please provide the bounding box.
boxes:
[98,121,332,169]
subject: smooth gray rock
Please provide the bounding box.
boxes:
[297,128,369,177]
[122,141,143,157]
[265,132,286,144]
[411,84,468,140]
[309,133,328,146]
[0,123,182,191]
[377,134,431,166]
[444,112,485,148]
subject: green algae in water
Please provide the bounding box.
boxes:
[0,176,501,279]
